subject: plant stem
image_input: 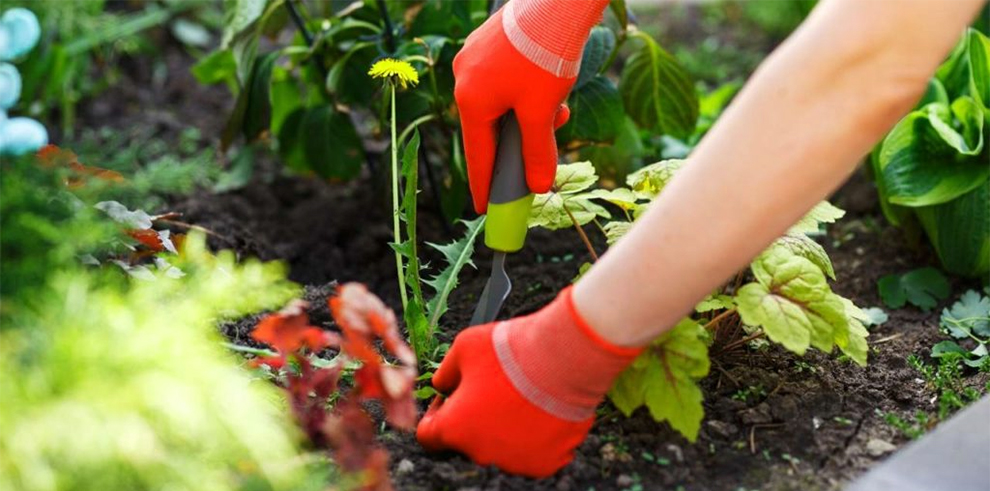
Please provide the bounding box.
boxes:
[284,0,328,79]
[722,330,765,352]
[397,114,437,147]
[564,206,599,262]
[390,85,408,310]
[375,0,397,53]
[703,308,737,331]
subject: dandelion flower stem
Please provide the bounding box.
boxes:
[390,85,409,311]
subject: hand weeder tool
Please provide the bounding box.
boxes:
[469,111,533,326]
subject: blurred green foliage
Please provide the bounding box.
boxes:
[0,152,328,490]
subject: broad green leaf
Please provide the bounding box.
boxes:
[277,106,365,179]
[576,27,616,89]
[191,49,237,87]
[877,105,989,207]
[914,179,990,277]
[221,0,267,48]
[586,188,641,211]
[936,29,990,106]
[772,233,835,279]
[917,78,949,109]
[242,51,279,141]
[529,162,611,230]
[269,65,302,135]
[696,294,734,313]
[602,220,632,245]
[423,216,486,328]
[926,98,984,156]
[626,159,684,199]
[736,246,847,355]
[877,267,950,312]
[940,289,990,339]
[94,201,153,229]
[608,318,709,441]
[789,201,845,234]
[835,296,869,366]
[557,76,624,143]
[620,31,698,139]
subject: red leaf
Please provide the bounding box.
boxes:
[127,229,165,252]
[251,300,335,355]
[36,144,124,187]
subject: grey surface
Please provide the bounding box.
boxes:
[469,251,511,326]
[847,395,990,491]
[488,112,529,205]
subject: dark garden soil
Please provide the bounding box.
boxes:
[72,14,988,491]
[167,172,988,491]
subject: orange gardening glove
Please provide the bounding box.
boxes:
[416,287,642,478]
[453,0,609,213]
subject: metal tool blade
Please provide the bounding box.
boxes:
[469,251,511,326]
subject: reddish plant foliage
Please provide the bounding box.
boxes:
[251,284,417,491]
[36,144,125,187]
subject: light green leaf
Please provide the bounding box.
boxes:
[626,159,684,199]
[529,162,610,230]
[586,188,641,211]
[736,246,847,355]
[602,220,632,245]
[835,295,870,366]
[789,201,845,234]
[926,98,984,156]
[608,318,709,441]
[423,216,486,328]
[576,27,616,89]
[940,289,990,339]
[772,233,835,279]
[877,267,950,312]
[620,31,698,139]
[861,307,889,327]
[695,294,734,313]
[557,76,625,143]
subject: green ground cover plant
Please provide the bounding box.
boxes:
[527,158,868,441]
[871,28,990,277]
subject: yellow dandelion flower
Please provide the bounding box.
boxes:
[368,58,420,89]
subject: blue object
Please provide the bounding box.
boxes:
[0,62,20,109]
[0,8,41,61]
[0,117,48,155]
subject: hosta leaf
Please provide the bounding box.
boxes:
[620,31,698,138]
[557,76,624,143]
[602,220,632,245]
[736,246,847,355]
[877,267,950,312]
[772,233,835,279]
[926,98,984,156]
[626,159,684,199]
[914,178,990,277]
[789,201,845,234]
[940,289,990,339]
[608,318,709,441]
[576,27,616,89]
[877,103,989,207]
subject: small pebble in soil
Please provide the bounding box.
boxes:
[395,458,415,475]
[866,438,897,457]
[706,420,739,439]
[616,474,634,488]
[666,443,684,463]
[600,442,633,463]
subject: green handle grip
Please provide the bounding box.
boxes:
[484,112,532,253]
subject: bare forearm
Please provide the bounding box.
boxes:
[574,0,984,346]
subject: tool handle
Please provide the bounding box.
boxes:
[485,111,534,252]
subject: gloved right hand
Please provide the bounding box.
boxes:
[453,0,609,213]
[416,287,642,477]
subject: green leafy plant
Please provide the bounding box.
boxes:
[528,159,867,441]
[931,288,990,368]
[877,267,951,312]
[871,28,990,277]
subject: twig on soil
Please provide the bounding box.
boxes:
[564,206,599,262]
[711,359,741,388]
[873,332,905,345]
[749,423,785,454]
[721,330,765,353]
[703,308,737,331]
[153,218,228,241]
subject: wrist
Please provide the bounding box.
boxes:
[501,0,609,78]
[495,287,642,421]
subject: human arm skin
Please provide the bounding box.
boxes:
[574,0,986,347]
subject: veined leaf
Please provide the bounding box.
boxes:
[423,216,486,328]
[602,220,632,245]
[915,178,990,277]
[736,246,847,355]
[576,27,616,89]
[835,296,870,366]
[789,201,845,234]
[557,76,624,143]
[586,188,641,211]
[927,98,984,156]
[608,318,709,441]
[626,159,684,199]
[941,289,990,339]
[620,31,698,138]
[529,162,611,230]
[695,294,734,313]
[773,233,835,279]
